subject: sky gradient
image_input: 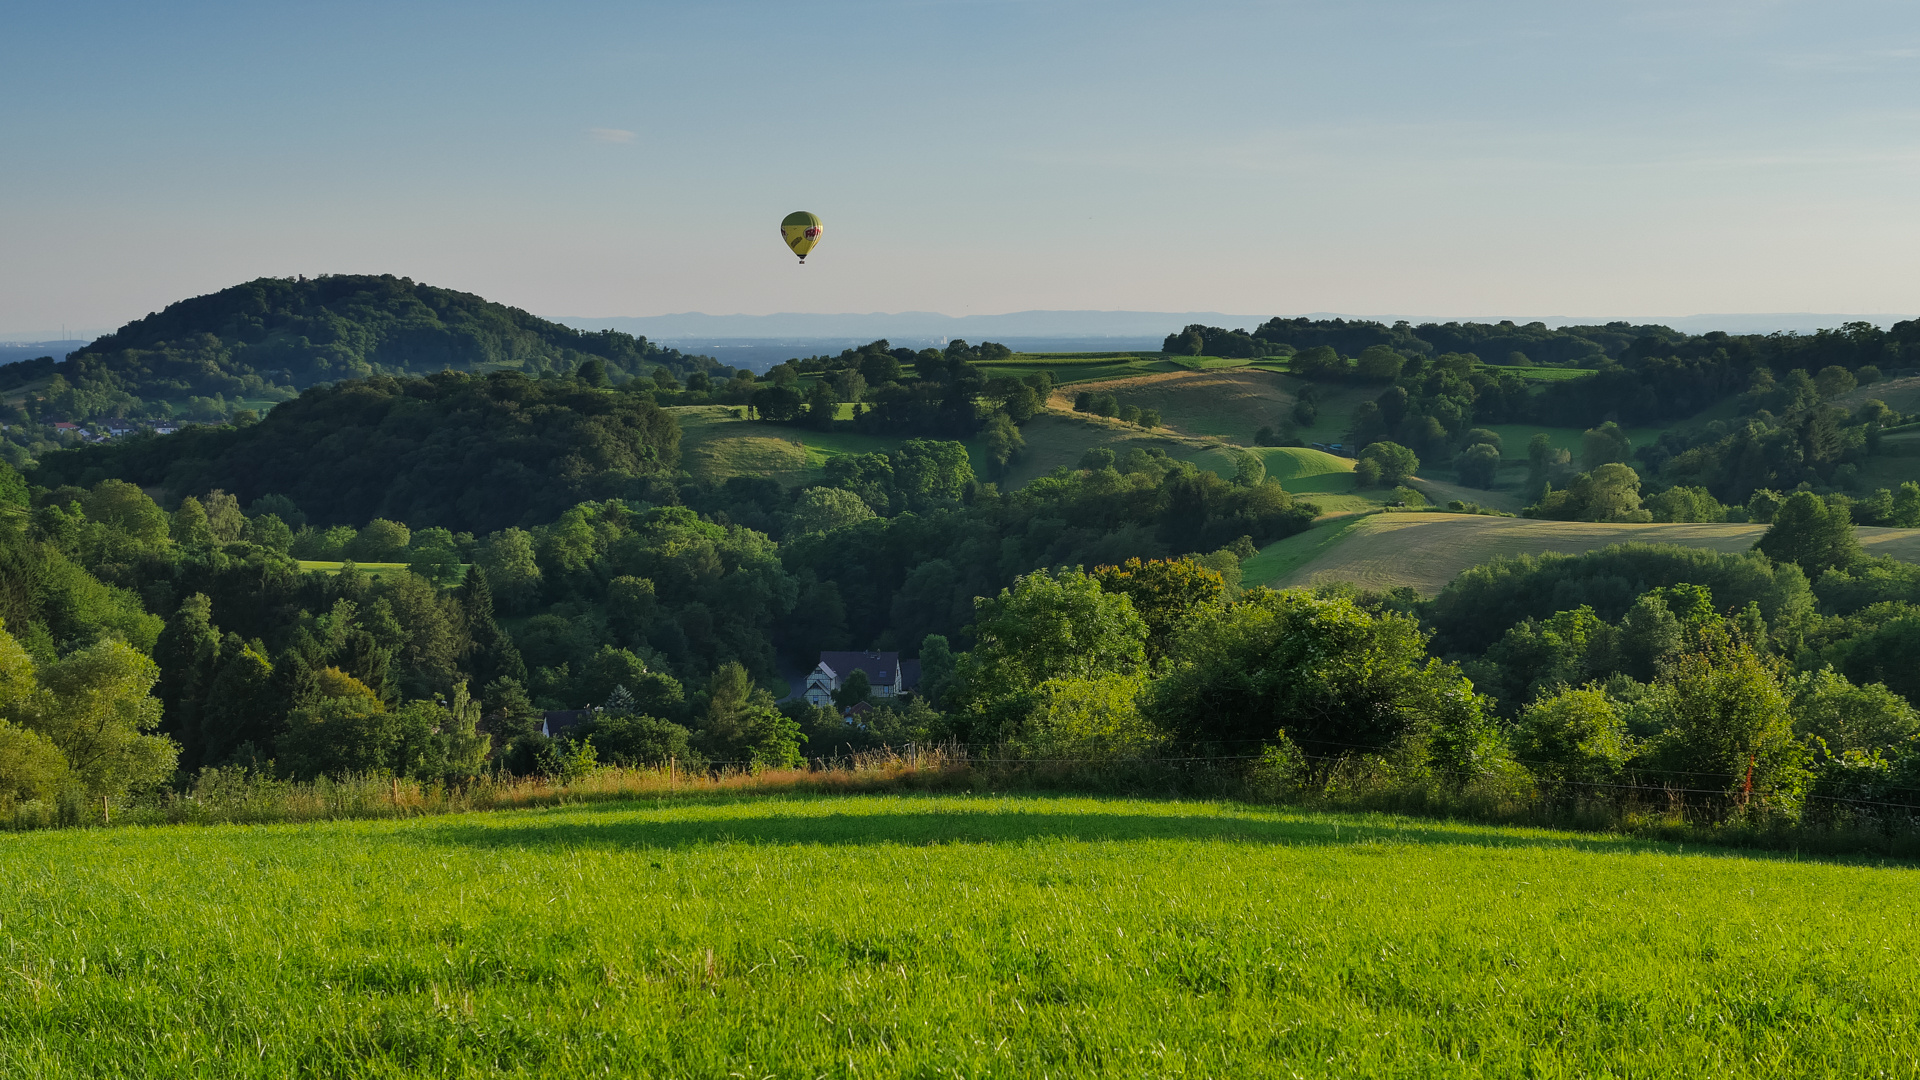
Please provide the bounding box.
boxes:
[3,0,1918,337]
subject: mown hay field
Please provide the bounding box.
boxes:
[1046,369,1299,441]
[672,406,991,486]
[1261,512,1920,594]
[1837,375,1920,415]
[296,561,434,579]
[995,413,1216,488]
[6,793,1920,1077]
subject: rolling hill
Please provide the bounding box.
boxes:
[1248,512,1920,595]
[2,275,729,420]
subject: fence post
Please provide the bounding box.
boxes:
[670,755,676,794]
[103,796,110,826]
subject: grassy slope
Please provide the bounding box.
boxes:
[673,406,990,486]
[993,413,1218,489]
[1238,514,1376,585]
[1045,368,1299,442]
[1836,374,1920,415]
[1266,512,1920,594]
[296,560,444,579]
[1253,446,1387,517]
[6,793,1919,1077]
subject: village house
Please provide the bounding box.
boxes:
[802,651,922,708]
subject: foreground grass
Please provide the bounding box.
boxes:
[4,793,1917,1077]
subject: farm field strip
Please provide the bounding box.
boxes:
[1045,368,1297,441]
[5,793,1920,1077]
[1274,512,1920,594]
[297,560,436,578]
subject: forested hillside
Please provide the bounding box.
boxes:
[0,274,729,425]
[33,371,683,533]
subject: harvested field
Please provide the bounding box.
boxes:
[1048,368,1297,441]
[1265,512,1920,594]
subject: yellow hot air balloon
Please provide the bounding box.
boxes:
[781,211,823,263]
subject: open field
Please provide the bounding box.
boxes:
[673,406,990,486]
[1046,368,1298,441]
[6,792,1920,1077]
[942,355,1184,386]
[1263,512,1920,593]
[1404,474,1527,513]
[997,413,1221,488]
[1478,364,1595,381]
[1249,446,1389,517]
[297,560,436,578]
[1847,452,1920,492]
[1238,513,1376,585]
[1480,422,1665,462]
[1837,375,1920,415]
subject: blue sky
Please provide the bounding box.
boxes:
[3,0,1918,336]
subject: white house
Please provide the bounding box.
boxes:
[802,651,921,707]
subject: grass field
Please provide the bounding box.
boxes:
[7,792,1920,1077]
[297,560,432,578]
[1480,422,1665,462]
[1478,364,1595,382]
[1852,450,1920,491]
[1266,513,1920,594]
[944,356,1185,386]
[1238,514,1377,585]
[673,406,990,486]
[1046,369,1298,441]
[996,414,1224,488]
[1837,374,1920,416]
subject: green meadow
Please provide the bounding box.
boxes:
[4,793,1918,1078]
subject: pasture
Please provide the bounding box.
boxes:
[672,406,990,486]
[1259,512,1920,594]
[1836,374,1920,416]
[1477,363,1595,382]
[1046,368,1298,441]
[297,560,434,579]
[5,793,1919,1077]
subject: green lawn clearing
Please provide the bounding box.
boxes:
[6,792,1918,1077]
[297,560,433,579]
[1478,364,1595,381]
[1480,423,1665,463]
[673,406,989,486]
[1047,369,1299,441]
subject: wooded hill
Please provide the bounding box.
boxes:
[32,371,684,535]
[0,274,730,420]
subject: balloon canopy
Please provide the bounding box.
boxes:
[781,211,823,263]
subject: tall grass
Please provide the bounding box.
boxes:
[20,743,1920,860]
[2,745,975,832]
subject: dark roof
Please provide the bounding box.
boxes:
[899,659,921,690]
[542,709,593,735]
[818,650,900,684]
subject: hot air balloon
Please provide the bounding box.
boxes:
[781,211,823,263]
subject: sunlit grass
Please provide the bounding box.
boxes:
[5,792,1913,1076]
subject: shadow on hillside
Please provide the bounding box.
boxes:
[413,803,1665,859]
